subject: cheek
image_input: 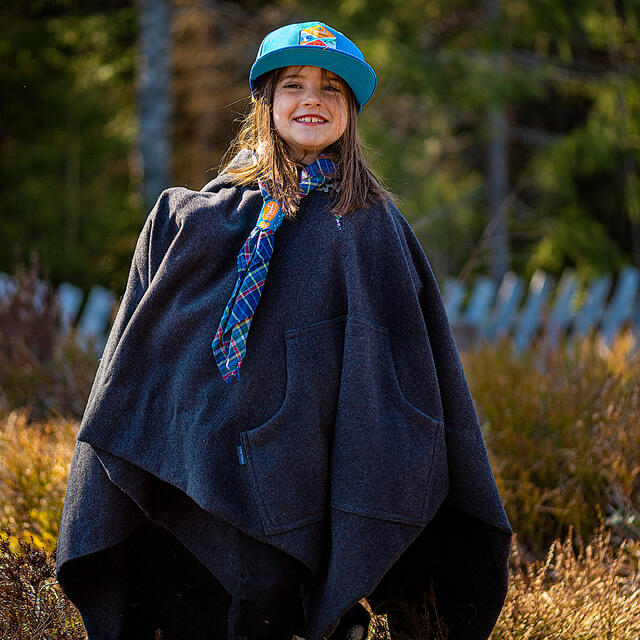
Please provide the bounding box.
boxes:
[272,96,289,133]
[272,111,284,135]
[335,104,348,137]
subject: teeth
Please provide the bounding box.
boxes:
[296,117,325,123]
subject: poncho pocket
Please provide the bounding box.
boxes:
[330,315,446,526]
[239,316,345,536]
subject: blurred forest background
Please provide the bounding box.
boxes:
[2,0,639,296]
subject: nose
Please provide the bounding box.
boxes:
[301,85,322,106]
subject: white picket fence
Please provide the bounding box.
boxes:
[3,265,640,355]
[444,265,640,351]
[0,273,115,355]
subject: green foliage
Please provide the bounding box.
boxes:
[285,0,640,281]
[4,0,640,296]
[0,1,142,292]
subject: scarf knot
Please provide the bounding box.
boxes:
[212,156,337,383]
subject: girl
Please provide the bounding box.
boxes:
[57,21,512,640]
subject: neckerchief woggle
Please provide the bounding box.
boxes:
[212,155,337,384]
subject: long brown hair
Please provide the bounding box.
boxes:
[220,66,394,219]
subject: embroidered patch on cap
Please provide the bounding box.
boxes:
[299,24,337,49]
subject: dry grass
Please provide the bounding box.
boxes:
[492,528,640,639]
[367,529,640,640]
[0,410,78,552]
[366,588,450,639]
[463,331,640,557]
[0,530,85,639]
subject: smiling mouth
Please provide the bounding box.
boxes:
[294,116,328,123]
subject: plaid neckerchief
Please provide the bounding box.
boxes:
[212,156,337,384]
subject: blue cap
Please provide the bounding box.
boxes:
[249,22,377,114]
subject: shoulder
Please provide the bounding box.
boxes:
[200,149,255,193]
[376,198,420,243]
[345,196,439,292]
[383,200,440,288]
[346,197,421,250]
[148,183,249,228]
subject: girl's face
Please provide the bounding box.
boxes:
[272,65,348,165]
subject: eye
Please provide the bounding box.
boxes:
[324,84,341,92]
[282,82,302,89]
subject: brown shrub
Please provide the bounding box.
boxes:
[0,530,86,639]
[0,254,97,421]
[463,331,640,556]
[0,253,59,363]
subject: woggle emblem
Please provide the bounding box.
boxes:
[299,24,337,49]
[257,199,283,230]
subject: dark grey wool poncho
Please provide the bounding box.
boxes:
[56,154,512,640]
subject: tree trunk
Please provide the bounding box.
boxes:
[486,0,510,280]
[138,0,172,211]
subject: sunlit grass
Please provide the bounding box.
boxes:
[463,330,640,557]
[492,528,640,639]
[0,410,77,552]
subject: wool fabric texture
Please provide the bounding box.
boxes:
[56,151,512,640]
[212,156,336,383]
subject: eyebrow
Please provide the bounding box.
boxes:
[279,72,341,82]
